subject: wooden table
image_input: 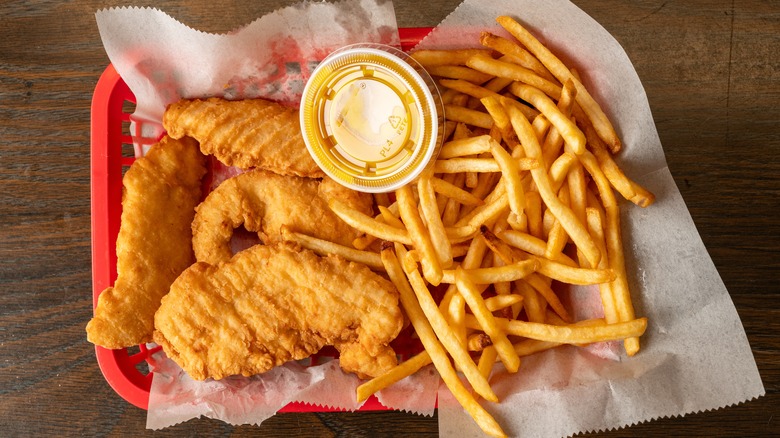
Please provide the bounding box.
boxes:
[1,0,777,436]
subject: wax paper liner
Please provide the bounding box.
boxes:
[413,0,764,436]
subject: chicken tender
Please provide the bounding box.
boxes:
[153,243,403,380]
[191,169,373,265]
[87,136,206,349]
[163,97,323,177]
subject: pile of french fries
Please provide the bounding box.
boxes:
[283,15,654,438]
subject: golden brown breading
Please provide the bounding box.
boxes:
[86,136,207,349]
[191,169,373,265]
[162,97,323,177]
[153,243,403,380]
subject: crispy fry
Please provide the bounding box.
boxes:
[419,170,453,268]
[467,54,562,100]
[431,177,485,206]
[440,259,538,284]
[448,293,467,350]
[435,158,500,173]
[439,135,494,159]
[443,105,495,129]
[411,48,492,67]
[427,65,494,84]
[397,185,443,285]
[523,273,571,323]
[573,106,655,207]
[356,351,432,402]
[485,294,524,311]
[468,333,494,352]
[328,198,412,245]
[466,314,648,344]
[508,83,585,155]
[281,226,384,271]
[490,139,526,218]
[575,150,641,355]
[456,268,520,372]
[586,208,619,324]
[440,78,502,102]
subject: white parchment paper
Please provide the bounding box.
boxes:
[94,0,764,435]
[414,1,764,436]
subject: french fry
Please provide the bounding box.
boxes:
[483,76,514,93]
[573,105,656,207]
[440,259,538,284]
[378,205,405,229]
[427,65,494,84]
[439,78,503,102]
[443,104,495,129]
[495,229,579,268]
[576,150,641,355]
[411,48,492,67]
[397,185,443,285]
[497,15,621,152]
[280,226,384,271]
[524,273,571,323]
[477,345,498,380]
[542,79,578,168]
[448,293,467,350]
[514,279,546,323]
[512,318,605,356]
[468,333,494,352]
[523,190,544,239]
[456,268,520,372]
[490,139,526,218]
[485,293,524,311]
[374,192,391,208]
[508,82,586,155]
[466,54,562,100]
[356,351,432,402]
[419,170,453,268]
[435,158,501,173]
[438,135,494,159]
[466,314,648,344]
[328,198,412,245]
[533,256,615,285]
[586,208,619,324]
[431,177,485,206]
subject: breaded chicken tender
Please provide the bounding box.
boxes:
[87,136,206,349]
[163,97,323,177]
[191,169,373,265]
[153,243,403,380]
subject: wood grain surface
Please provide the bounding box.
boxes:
[1,0,777,436]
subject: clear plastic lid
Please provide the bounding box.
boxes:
[300,44,444,193]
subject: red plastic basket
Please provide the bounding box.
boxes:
[90,27,432,411]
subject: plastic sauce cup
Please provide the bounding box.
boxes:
[300,44,444,193]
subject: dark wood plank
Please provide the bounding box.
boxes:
[0,0,776,436]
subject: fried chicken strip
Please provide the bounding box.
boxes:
[191,169,373,265]
[153,243,403,380]
[87,136,207,349]
[163,97,323,177]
